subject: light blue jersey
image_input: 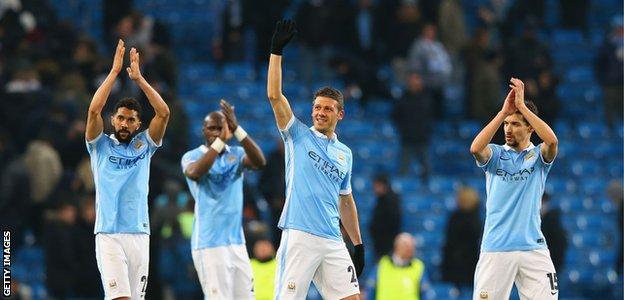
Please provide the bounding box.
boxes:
[278,116,353,241]
[477,143,555,252]
[181,144,246,250]
[86,130,160,234]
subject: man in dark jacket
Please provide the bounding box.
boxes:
[369,174,402,260]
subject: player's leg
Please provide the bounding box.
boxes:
[125,234,150,300]
[473,251,518,300]
[95,234,132,300]
[515,249,559,299]
[231,244,255,299]
[274,229,323,299]
[191,246,234,299]
[311,238,360,300]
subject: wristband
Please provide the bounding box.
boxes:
[210,138,225,153]
[234,126,248,142]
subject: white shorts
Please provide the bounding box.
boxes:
[95,233,150,300]
[275,229,360,300]
[191,244,254,300]
[473,249,559,300]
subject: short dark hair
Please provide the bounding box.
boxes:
[517,100,538,125]
[314,86,344,111]
[114,97,142,119]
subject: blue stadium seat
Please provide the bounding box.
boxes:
[579,179,607,197]
[425,283,460,300]
[457,121,480,139]
[428,176,459,194]
[571,232,609,248]
[391,177,423,193]
[577,122,609,139]
[222,63,256,82]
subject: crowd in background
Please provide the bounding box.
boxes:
[0,0,622,299]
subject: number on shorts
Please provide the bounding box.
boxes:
[140,275,148,293]
[546,273,558,292]
[347,266,357,283]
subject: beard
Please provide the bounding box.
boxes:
[114,129,133,144]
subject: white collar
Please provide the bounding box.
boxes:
[199,144,231,154]
[310,126,338,142]
[109,133,134,146]
[503,142,535,153]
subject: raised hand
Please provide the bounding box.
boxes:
[509,78,526,109]
[270,20,297,55]
[500,89,516,115]
[220,117,232,142]
[220,99,239,131]
[126,47,143,81]
[110,39,125,75]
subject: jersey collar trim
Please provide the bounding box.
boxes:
[503,142,535,153]
[310,126,338,142]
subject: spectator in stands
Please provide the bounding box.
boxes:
[441,187,482,288]
[595,16,624,129]
[535,69,559,125]
[250,239,277,300]
[504,21,551,80]
[369,174,402,259]
[392,72,432,178]
[384,0,423,61]
[211,0,245,64]
[246,0,289,70]
[407,23,452,118]
[295,0,351,82]
[438,0,467,59]
[74,196,103,298]
[23,132,63,237]
[559,0,588,31]
[540,192,568,273]
[258,140,285,246]
[607,180,623,275]
[464,27,502,122]
[366,233,429,299]
[43,201,79,299]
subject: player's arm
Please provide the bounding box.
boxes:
[267,20,297,130]
[469,89,516,164]
[339,194,362,245]
[184,125,232,181]
[510,78,558,163]
[127,47,170,145]
[86,40,125,142]
[340,193,365,276]
[220,99,266,170]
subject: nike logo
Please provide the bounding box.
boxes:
[551,292,558,295]
[354,284,359,288]
[500,156,511,160]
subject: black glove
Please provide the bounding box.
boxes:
[270,20,297,55]
[351,244,365,277]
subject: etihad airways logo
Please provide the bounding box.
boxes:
[496,167,534,182]
[308,151,345,183]
[108,153,146,169]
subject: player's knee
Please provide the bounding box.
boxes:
[341,294,360,300]
[112,297,130,300]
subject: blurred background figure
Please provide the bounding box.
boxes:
[369,174,402,260]
[43,201,78,300]
[595,15,624,130]
[250,239,277,300]
[392,72,432,179]
[366,232,428,300]
[540,192,568,273]
[441,187,482,289]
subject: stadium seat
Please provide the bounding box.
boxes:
[425,283,460,300]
